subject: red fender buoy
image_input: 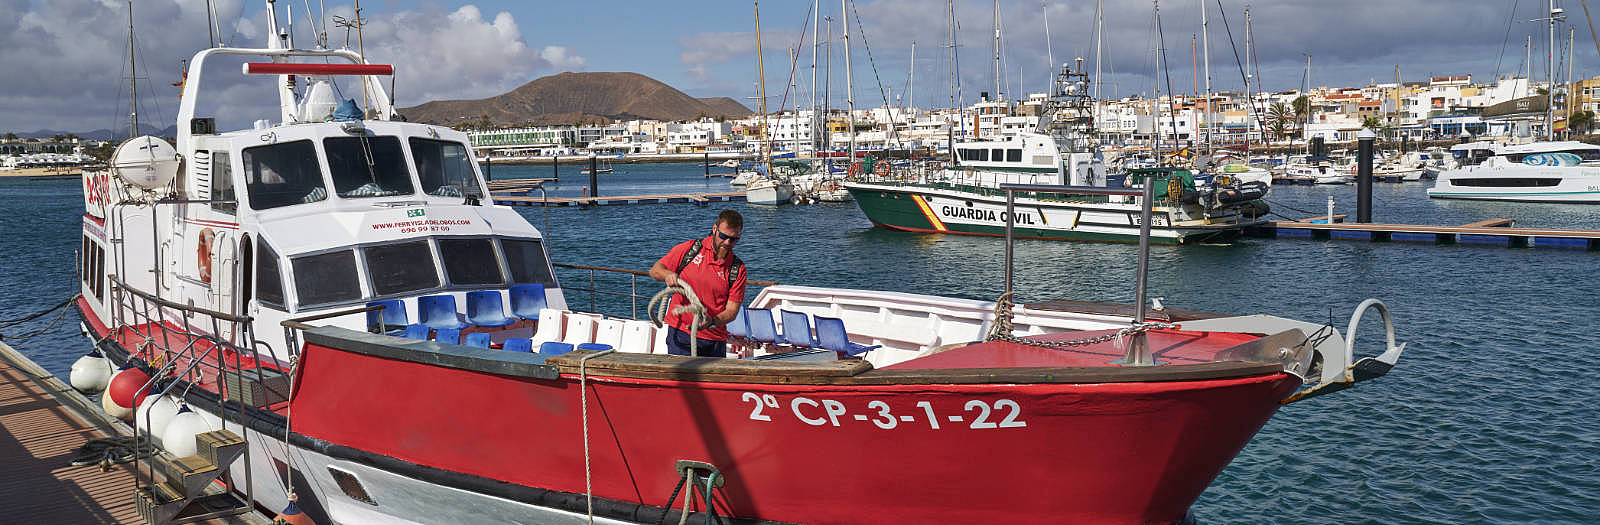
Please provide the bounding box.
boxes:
[107,367,151,410]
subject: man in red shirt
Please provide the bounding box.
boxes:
[648,210,747,357]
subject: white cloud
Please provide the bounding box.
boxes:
[0,1,584,132]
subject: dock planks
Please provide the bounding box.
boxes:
[0,342,268,524]
[1252,217,1600,250]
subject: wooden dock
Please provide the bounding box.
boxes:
[1251,217,1600,249]
[492,190,747,207]
[0,341,269,524]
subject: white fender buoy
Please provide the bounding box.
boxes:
[69,350,112,393]
[136,394,182,446]
[162,405,210,457]
[101,388,132,420]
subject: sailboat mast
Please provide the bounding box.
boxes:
[755,2,770,174]
[992,1,1002,101]
[1546,0,1558,139]
[1093,0,1102,112]
[843,0,855,164]
[127,0,137,139]
[1153,0,1163,163]
[1568,26,1575,137]
[811,0,820,158]
[1200,0,1212,156]
[909,42,915,112]
[948,0,963,142]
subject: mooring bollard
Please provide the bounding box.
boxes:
[588,152,599,197]
[1357,129,1375,223]
[704,151,711,178]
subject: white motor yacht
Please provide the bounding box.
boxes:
[1427,141,1600,203]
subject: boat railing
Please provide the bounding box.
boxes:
[105,274,262,515]
[552,263,777,321]
[999,183,1160,367]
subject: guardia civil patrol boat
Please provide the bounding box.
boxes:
[845,64,1269,244]
[71,4,1403,524]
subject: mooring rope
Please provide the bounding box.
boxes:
[579,347,616,525]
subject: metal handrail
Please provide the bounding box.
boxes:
[108,274,252,323]
[551,263,776,321]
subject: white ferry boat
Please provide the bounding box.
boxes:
[1427,141,1600,203]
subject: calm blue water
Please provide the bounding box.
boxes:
[4,165,1598,523]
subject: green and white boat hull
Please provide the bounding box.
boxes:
[844,181,1264,244]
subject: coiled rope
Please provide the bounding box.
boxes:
[69,436,156,472]
[647,282,709,357]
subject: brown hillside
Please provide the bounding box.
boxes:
[399,72,751,127]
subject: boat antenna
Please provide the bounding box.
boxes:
[355,0,371,117]
[1043,0,1054,92]
[127,0,137,140]
[204,0,216,47]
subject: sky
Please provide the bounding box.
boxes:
[1,0,1596,133]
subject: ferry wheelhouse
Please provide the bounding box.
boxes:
[73,7,1404,525]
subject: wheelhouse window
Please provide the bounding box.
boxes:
[437,238,503,285]
[410,138,483,198]
[291,250,363,307]
[500,238,556,285]
[364,241,440,296]
[257,240,286,308]
[1007,149,1022,162]
[243,140,326,210]
[325,136,414,198]
[211,151,235,214]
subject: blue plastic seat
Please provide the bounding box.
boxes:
[814,315,881,356]
[726,307,750,339]
[402,324,430,340]
[463,332,492,348]
[503,337,533,353]
[509,284,547,321]
[539,341,575,355]
[746,308,779,345]
[576,343,613,352]
[780,310,818,348]
[417,295,468,330]
[466,291,516,328]
[366,300,408,334]
[434,327,462,345]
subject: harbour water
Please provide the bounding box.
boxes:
[3,165,1597,523]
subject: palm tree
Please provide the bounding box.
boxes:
[1361,116,1383,131]
[1267,102,1294,142]
[2,132,16,141]
[1571,110,1596,135]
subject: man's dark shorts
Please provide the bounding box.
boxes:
[667,326,727,358]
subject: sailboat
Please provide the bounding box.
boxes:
[744,2,795,206]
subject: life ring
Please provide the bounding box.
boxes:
[874,160,891,176]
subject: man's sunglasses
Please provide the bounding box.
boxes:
[716,231,740,243]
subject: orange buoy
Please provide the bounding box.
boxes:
[275,496,316,525]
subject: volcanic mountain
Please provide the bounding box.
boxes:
[398,72,750,127]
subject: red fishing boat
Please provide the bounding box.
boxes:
[69,3,1405,524]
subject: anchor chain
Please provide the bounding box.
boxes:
[985,291,1178,349]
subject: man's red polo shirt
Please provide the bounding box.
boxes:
[657,236,746,341]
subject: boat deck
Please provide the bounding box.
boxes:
[0,341,266,524]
